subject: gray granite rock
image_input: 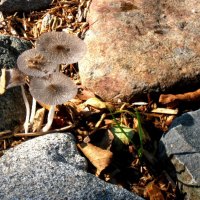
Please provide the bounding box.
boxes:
[0,35,32,131]
[0,0,53,14]
[0,35,32,68]
[79,0,200,102]
[0,133,144,200]
[159,109,200,200]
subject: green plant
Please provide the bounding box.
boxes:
[109,108,144,157]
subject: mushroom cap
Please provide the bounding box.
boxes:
[5,68,26,89]
[35,31,87,64]
[17,48,57,77]
[29,72,77,105]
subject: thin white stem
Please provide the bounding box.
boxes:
[21,85,30,134]
[29,97,37,124]
[42,105,55,132]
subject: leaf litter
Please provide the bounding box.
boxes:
[0,0,199,199]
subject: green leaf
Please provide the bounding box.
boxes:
[111,124,135,145]
[135,109,144,157]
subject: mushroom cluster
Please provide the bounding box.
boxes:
[1,31,86,133]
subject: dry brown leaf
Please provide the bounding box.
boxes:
[84,97,107,109]
[76,87,95,100]
[32,108,45,132]
[144,180,165,200]
[84,97,114,111]
[159,89,200,104]
[77,142,113,176]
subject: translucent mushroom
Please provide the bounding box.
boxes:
[17,48,57,77]
[35,31,87,64]
[4,68,26,89]
[29,72,77,132]
[0,68,30,133]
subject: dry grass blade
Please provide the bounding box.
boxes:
[0,130,13,140]
[14,124,74,137]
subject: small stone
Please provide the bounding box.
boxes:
[159,109,200,200]
[0,35,32,131]
[79,0,200,101]
[0,133,144,200]
[0,0,53,14]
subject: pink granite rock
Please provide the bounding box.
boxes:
[79,0,200,101]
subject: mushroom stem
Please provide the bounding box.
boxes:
[21,85,30,134]
[42,105,55,132]
[29,97,37,124]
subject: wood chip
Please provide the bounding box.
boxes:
[151,108,178,115]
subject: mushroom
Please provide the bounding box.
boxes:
[29,72,77,132]
[0,68,30,133]
[17,48,59,127]
[4,68,26,89]
[35,31,87,64]
[17,48,57,77]
[29,97,37,124]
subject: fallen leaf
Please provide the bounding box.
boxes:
[77,142,113,176]
[144,180,165,200]
[110,125,135,149]
[32,108,45,132]
[84,97,114,110]
[76,87,96,100]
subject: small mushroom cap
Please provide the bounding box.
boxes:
[35,31,87,64]
[5,68,26,89]
[29,72,77,105]
[0,68,26,93]
[17,48,57,77]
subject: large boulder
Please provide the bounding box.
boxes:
[159,109,200,200]
[0,0,53,14]
[79,0,200,102]
[0,35,32,131]
[0,133,144,200]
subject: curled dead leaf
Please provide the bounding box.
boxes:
[84,97,114,110]
[77,142,113,176]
